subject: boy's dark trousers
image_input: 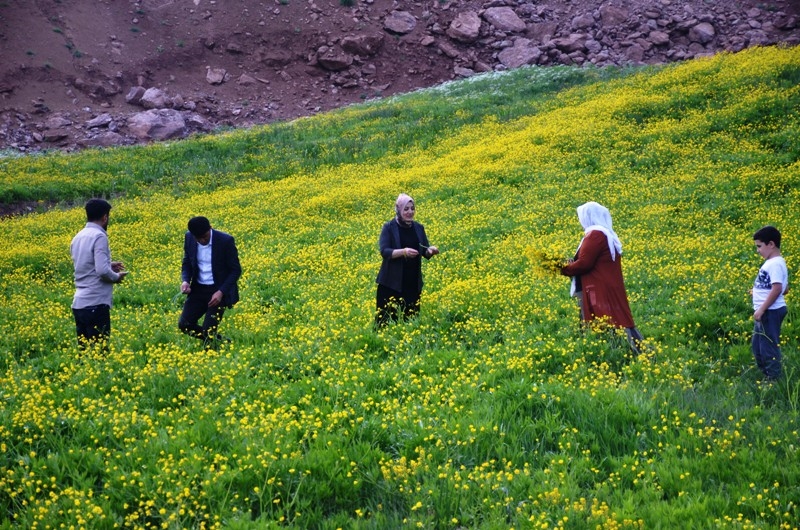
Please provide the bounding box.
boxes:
[752,306,787,380]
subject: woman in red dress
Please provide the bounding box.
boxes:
[561,202,644,353]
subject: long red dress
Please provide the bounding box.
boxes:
[561,230,636,328]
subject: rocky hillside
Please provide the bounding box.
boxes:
[1,0,798,152]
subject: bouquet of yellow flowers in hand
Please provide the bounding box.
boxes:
[525,247,568,275]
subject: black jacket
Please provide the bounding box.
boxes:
[182,229,241,307]
[376,219,431,293]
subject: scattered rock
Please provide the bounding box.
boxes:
[317,49,355,71]
[438,40,462,60]
[571,13,595,31]
[127,109,186,140]
[226,42,244,54]
[447,11,482,43]
[420,35,436,46]
[774,15,798,30]
[185,113,212,131]
[483,7,527,33]
[206,67,227,85]
[600,5,629,27]
[257,49,293,67]
[341,34,385,56]
[171,94,185,109]
[81,131,126,148]
[42,129,69,143]
[498,38,542,68]
[125,86,146,105]
[384,11,417,35]
[624,43,646,63]
[649,31,671,47]
[45,115,73,129]
[237,74,258,86]
[1,0,799,153]
[528,22,559,43]
[551,34,588,54]
[690,22,716,44]
[140,88,170,109]
[86,113,113,128]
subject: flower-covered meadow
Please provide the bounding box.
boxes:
[1,46,799,528]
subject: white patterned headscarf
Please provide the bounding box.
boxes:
[576,201,622,261]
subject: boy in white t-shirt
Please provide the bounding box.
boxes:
[751,226,789,381]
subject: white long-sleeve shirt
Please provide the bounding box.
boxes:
[70,222,121,309]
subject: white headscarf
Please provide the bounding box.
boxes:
[576,201,622,260]
[569,202,623,296]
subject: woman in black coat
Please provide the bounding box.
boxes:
[375,193,439,326]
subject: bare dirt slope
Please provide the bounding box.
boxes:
[1,0,798,152]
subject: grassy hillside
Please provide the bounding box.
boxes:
[1,46,799,529]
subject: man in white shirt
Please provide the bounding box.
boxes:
[179,216,242,349]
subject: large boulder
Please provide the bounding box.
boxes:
[317,50,354,71]
[81,131,126,148]
[599,5,629,27]
[447,11,482,43]
[483,7,526,33]
[689,22,716,44]
[529,22,559,43]
[571,13,595,31]
[257,48,293,67]
[86,113,113,129]
[45,115,73,129]
[384,11,417,34]
[140,88,170,109]
[649,31,671,47]
[125,86,146,105]
[206,67,227,85]
[551,34,588,53]
[498,39,542,68]
[341,33,385,56]
[127,109,186,140]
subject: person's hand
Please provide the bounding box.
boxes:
[181,281,191,294]
[111,261,125,272]
[754,308,764,322]
[208,290,224,307]
[404,247,419,258]
[426,245,439,256]
[115,270,129,283]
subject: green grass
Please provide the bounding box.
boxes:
[0,65,624,204]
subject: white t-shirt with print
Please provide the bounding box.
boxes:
[752,256,788,310]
